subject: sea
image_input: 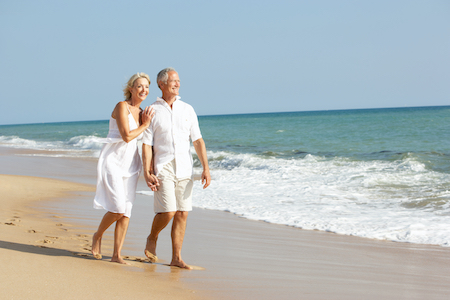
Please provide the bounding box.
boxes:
[1,106,450,247]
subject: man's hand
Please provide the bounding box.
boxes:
[145,173,160,191]
[201,169,211,189]
[193,138,211,189]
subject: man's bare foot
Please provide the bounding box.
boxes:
[170,259,192,270]
[144,250,158,263]
[111,256,130,265]
[91,232,102,259]
[144,237,158,263]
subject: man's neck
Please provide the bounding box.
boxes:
[161,94,177,108]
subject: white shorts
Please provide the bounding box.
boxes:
[154,160,193,213]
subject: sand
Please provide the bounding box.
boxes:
[1,146,450,299]
[0,174,205,299]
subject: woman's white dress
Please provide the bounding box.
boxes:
[93,108,142,218]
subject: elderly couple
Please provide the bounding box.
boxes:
[91,68,210,269]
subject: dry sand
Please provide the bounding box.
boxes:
[1,147,450,299]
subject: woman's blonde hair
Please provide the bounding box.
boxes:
[123,72,151,100]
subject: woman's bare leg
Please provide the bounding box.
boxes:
[111,215,130,264]
[92,212,124,259]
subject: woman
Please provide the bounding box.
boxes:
[92,72,154,264]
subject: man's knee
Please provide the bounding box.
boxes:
[156,211,176,220]
[175,211,189,220]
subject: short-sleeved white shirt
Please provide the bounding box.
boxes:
[142,96,202,179]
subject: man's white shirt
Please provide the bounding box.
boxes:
[142,96,202,179]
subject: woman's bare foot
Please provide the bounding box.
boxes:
[111,256,130,265]
[91,232,102,259]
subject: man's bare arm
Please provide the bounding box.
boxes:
[193,138,211,189]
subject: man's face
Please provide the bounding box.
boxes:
[161,71,180,97]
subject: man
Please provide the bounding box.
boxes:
[142,67,211,269]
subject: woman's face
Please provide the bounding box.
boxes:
[130,77,150,102]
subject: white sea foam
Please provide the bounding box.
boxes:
[0,135,40,148]
[184,150,450,247]
[68,135,105,150]
[0,135,103,157]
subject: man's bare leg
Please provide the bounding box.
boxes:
[92,212,123,259]
[111,216,130,264]
[170,211,192,269]
[145,212,175,262]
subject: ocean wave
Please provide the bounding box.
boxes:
[0,135,102,158]
[0,135,40,148]
[192,150,450,247]
[68,135,105,150]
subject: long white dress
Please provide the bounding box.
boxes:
[93,107,142,218]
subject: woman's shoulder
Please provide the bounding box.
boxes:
[111,101,129,118]
[115,100,129,108]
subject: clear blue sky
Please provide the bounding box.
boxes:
[1,0,449,125]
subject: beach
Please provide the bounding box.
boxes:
[1,146,450,299]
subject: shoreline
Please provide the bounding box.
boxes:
[2,146,450,299]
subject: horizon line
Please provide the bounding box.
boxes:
[1,104,449,126]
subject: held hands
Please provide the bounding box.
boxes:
[141,106,155,127]
[145,173,160,191]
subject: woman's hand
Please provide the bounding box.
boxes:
[141,106,155,127]
[145,173,160,191]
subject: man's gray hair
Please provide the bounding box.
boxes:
[157,67,177,89]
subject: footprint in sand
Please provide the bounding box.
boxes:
[37,239,54,244]
[134,258,148,263]
[45,236,59,240]
[56,223,69,231]
[123,256,158,263]
[123,255,134,260]
[4,222,16,226]
[75,253,90,258]
[122,256,143,264]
